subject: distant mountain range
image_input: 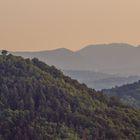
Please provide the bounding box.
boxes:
[64,70,140,90]
[11,43,140,75]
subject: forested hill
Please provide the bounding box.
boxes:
[103,81,140,108]
[0,53,140,140]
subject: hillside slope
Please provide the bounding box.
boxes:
[0,54,140,140]
[103,81,140,108]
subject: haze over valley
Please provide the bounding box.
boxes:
[11,43,140,90]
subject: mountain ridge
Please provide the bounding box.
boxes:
[7,43,140,53]
[9,43,140,75]
[64,70,140,90]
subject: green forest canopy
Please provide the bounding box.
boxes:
[0,53,140,140]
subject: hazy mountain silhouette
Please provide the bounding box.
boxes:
[12,43,140,75]
[77,43,140,75]
[64,70,140,90]
[12,48,89,70]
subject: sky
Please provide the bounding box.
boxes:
[0,0,140,51]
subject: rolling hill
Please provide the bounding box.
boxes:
[0,53,140,140]
[103,81,140,108]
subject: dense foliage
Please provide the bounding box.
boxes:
[0,54,140,140]
[103,81,140,108]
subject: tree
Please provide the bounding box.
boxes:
[1,50,8,56]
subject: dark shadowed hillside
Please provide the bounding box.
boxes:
[103,81,140,108]
[0,53,140,140]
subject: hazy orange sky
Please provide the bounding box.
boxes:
[0,0,140,51]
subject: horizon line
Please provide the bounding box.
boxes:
[1,42,140,53]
